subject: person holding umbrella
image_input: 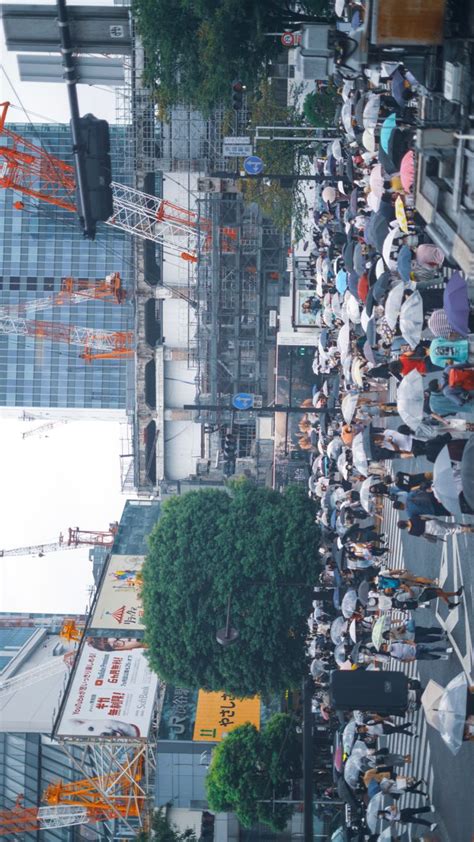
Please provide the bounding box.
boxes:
[391,582,463,610]
[377,803,437,831]
[384,640,453,662]
[397,516,474,542]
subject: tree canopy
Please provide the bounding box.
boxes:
[132,0,334,111]
[141,481,320,695]
[303,86,339,128]
[243,82,313,240]
[205,714,302,831]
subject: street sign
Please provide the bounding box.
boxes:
[223,143,253,157]
[243,155,264,176]
[281,32,302,47]
[224,136,251,145]
[232,392,255,410]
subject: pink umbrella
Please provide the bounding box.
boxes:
[369,164,385,198]
[400,150,415,192]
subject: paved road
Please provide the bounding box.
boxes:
[380,451,474,842]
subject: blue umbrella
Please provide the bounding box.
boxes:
[380,113,397,153]
[343,239,355,271]
[353,243,366,275]
[347,271,360,297]
[443,271,470,336]
[397,244,412,282]
[336,269,348,293]
[391,68,411,107]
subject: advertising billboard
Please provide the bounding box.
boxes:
[90,554,145,631]
[55,636,158,740]
[193,691,260,742]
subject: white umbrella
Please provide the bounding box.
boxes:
[341,80,354,102]
[422,673,468,755]
[351,358,365,388]
[396,369,425,430]
[375,257,385,279]
[399,290,423,349]
[349,618,358,642]
[332,139,344,161]
[382,224,402,269]
[331,616,348,645]
[359,475,378,513]
[342,393,359,423]
[341,589,358,618]
[367,190,381,211]
[323,307,335,327]
[327,436,343,460]
[337,322,351,358]
[335,0,345,17]
[360,307,370,333]
[366,793,396,833]
[342,355,353,382]
[362,127,377,152]
[322,185,337,203]
[341,101,354,135]
[433,445,463,517]
[384,282,405,329]
[352,431,369,475]
[363,94,381,129]
[342,719,358,753]
[337,451,349,480]
[369,163,385,198]
[344,293,361,324]
[331,293,343,318]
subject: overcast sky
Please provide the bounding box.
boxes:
[0,0,132,615]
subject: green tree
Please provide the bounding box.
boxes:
[141,481,320,696]
[205,714,302,831]
[132,0,334,111]
[243,81,313,239]
[303,87,338,128]
[136,808,197,842]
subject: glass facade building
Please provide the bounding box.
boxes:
[0,123,134,410]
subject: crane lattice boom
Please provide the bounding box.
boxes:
[0,102,211,259]
[0,315,134,360]
[0,524,117,557]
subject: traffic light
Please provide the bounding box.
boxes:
[231,81,246,111]
[223,433,236,461]
[73,113,113,237]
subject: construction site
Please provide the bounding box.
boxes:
[0,2,293,839]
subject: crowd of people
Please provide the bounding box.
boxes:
[290,32,474,842]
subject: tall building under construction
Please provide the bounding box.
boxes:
[0,123,134,411]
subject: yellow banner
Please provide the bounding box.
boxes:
[193,691,260,741]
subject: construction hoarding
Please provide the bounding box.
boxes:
[89,554,145,631]
[55,636,158,740]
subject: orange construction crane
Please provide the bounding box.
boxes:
[0,522,118,558]
[0,314,134,361]
[0,102,236,260]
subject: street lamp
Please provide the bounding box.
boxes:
[216,592,240,646]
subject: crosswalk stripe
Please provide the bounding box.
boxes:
[377,482,437,827]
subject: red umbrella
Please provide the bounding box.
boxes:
[357,273,369,302]
[400,150,415,192]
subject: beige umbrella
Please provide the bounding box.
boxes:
[421,680,445,730]
[362,127,377,152]
[369,164,385,198]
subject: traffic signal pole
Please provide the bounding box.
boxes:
[212,171,342,186]
[183,404,332,414]
[56,0,95,238]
